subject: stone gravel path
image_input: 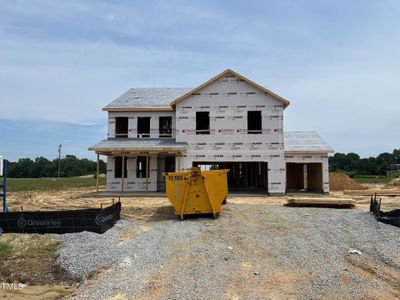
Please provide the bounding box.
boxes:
[56,202,400,300]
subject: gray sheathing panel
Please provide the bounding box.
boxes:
[103,88,192,109]
[284,131,333,153]
[89,138,187,151]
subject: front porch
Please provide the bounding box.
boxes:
[89,138,187,193]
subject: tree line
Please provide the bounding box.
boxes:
[3,149,400,178]
[329,149,400,176]
[6,155,106,178]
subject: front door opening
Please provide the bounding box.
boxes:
[114,156,127,178]
[136,156,149,178]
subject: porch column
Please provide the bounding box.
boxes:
[145,155,149,192]
[121,155,125,193]
[96,153,99,192]
[177,153,180,172]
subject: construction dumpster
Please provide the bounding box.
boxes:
[165,167,229,219]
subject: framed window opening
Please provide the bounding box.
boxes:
[159,116,172,137]
[137,117,150,138]
[115,117,128,138]
[196,111,210,135]
[247,111,262,134]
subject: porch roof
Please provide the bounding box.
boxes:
[89,138,187,154]
[284,131,334,153]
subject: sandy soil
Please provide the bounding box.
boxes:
[6,185,399,218]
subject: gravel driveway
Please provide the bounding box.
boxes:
[56,199,400,300]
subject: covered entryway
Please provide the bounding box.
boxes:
[88,138,187,193]
[193,161,268,193]
[286,162,323,193]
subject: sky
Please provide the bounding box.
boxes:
[0,0,399,161]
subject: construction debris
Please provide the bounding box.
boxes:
[287,197,355,208]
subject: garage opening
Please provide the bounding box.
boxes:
[137,117,150,138]
[286,163,323,193]
[193,161,268,193]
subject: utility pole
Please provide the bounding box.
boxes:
[57,144,62,179]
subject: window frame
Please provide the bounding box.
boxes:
[137,117,151,138]
[159,116,172,138]
[115,117,129,138]
[247,111,262,134]
[196,111,210,135]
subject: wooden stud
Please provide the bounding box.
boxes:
[96,153,100,193]
[121,155,125,193]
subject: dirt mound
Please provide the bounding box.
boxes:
[329,172,367,191]
[385,177,400,188]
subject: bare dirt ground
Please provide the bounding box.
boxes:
[0,233,77,299]
[2,185,399,299]
[7,185,400,217]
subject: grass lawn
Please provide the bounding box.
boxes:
[0,241,12,258]
[353,175,393,184]
[4,176,106,192]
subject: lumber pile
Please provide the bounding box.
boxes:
[287,197,355,208]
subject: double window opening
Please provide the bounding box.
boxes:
[115,116,172,138]
[196,110,262,135]
[114,156,149,179]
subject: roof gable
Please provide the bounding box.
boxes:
[170,69,290,108]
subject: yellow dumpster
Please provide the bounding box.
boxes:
[165,167,229,219]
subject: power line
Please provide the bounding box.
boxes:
[57,144,62,179]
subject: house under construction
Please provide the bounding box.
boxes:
[89,69,333,194]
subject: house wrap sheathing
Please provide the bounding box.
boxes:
[90,69,333,194]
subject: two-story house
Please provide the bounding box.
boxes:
[89,69,333,195]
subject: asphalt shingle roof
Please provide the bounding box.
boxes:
[284,131,333,153]
[103,88,192,109]
[89,138,187,152]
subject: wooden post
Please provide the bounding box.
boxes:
[146,155,150,192]
[96,153,100,192]
[121,155,125,193]
[177,153,180,172]
[145,155,149,192]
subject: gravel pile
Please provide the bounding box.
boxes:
[56,204,400,299]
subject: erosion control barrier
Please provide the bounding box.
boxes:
[370,194,400,227]
[0,201,121,234]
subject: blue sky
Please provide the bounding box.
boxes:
[0,0,399,161]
